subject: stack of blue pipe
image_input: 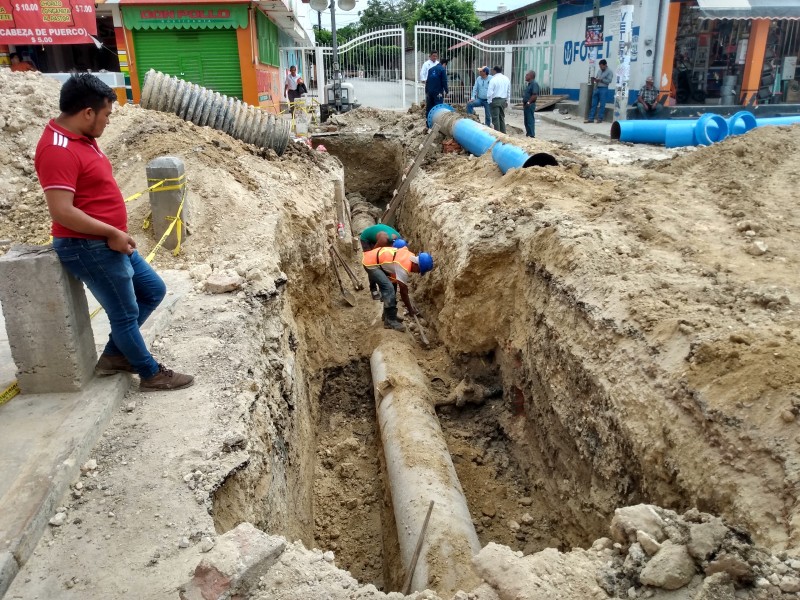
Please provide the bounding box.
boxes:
[611,111,800,148]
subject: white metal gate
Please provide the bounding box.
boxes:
[413,23,554,106]
[282,28,407,111]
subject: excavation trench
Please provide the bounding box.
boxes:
[210,132,710,595]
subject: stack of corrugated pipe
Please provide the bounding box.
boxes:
[139,69,291,156]
[428,104,558,173]
[611,111,800,148]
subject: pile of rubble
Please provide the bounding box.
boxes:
[177,504,800,600]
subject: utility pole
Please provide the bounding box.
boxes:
[330,0,343,112]
[613,0,635,121]
[584,0,601,120]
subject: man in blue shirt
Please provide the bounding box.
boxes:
[425,58,449,120]
[522,70,540,137]
[466,66,492,127]
[587,59,614,123]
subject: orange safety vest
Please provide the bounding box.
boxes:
[362,247,414,282]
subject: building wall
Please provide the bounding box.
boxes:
[553,0,661,102]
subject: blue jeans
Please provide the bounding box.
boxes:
[366,267,397,317]
[523,103,536,137]
[588,86,609,121]
[52,238,165,378]
[466,98,491,126]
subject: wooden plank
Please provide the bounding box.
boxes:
[382,123,440,226]
[511,95,569,112]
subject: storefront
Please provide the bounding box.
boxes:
[120,0,312,111]
[661,0,800,106]
[0,0,129,102]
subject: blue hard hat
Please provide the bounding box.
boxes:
[418,252,434,275]
[393,239,408,249]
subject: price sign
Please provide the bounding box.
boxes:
[0,0,97,44]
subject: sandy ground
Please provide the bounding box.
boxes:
[3,68,800,600]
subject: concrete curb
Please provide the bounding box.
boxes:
[537,112,612,140]
[0,272,191,598]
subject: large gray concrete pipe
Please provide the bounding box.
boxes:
[139,70,290,156]
[370,339,481,596]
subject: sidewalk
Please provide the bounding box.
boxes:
[505,107,612,139]
[0,271,192,597]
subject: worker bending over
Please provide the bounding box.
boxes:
[359,223,400,251]
[363,246,433,331]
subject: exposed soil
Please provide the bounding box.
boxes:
[3,68,800,600]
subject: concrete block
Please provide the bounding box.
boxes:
[146,156,189,252]
[0,245,96,393]
[180,523,286,600]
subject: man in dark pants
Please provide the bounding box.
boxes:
[35,74,194,391]
[362,246,434,331]
[425,58,449,120]
[522,70,540,137]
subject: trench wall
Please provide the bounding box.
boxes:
[400,171,789,549]
[212,166,338,546]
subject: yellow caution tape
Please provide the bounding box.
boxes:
[0,381,20,407]
[144,184,186,263]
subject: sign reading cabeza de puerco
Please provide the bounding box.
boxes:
[0,0,97,45]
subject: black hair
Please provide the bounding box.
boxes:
[599,59,608,66]
[430,49,439,55]
[440,57,449,65]
[59,73,117,116]
[493,66,502,73]
[9,52,20,60]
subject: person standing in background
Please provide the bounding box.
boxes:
[10,52,37,72]
[467,67,492,127]
[487,66,510,134]
[284,65,301,113]
[419,50,439,85]
[522,70,540,138]
[425,58,449,120]
[587,59,614,123]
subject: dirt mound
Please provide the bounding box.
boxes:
[0,69,62,245]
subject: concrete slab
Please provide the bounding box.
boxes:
[0,270,192,598]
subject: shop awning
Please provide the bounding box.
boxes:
[694,0,800,20]
[449,19,518,50]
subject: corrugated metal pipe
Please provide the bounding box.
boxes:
[428,104,558,173]
[139,69,290,156]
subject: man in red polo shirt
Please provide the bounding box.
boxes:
[35,74,193,391]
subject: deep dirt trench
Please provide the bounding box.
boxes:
[209,134,598,592]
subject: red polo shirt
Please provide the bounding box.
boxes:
[35,120,127,239]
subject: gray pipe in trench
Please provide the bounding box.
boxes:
[370,339,481,596]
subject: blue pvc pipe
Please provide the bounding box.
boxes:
[452,118,497,157]
[726,111,756,136]
[694,113,728,146]
[755,116,800,128]
[427,103,454,128]
[491,142,529,174]
[611,120,674,144]
[665,113,728,148]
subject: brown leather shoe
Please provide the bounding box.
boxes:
[95,354,136,376]
[140,364,195,392]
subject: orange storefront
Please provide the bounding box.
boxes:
[660,0,800,106]
[120,0,286,112]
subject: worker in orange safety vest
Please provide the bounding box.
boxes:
[362,246,434,331]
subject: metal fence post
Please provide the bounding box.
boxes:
[401,28,407,109]
[414,24,419,106]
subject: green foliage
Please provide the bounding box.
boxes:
[410,0,481,33]
[314,23,360,46]
[359,0,419,30]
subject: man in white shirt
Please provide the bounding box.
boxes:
[486,65,511,133]
[419,50,439,84]
[284,65,301,113]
